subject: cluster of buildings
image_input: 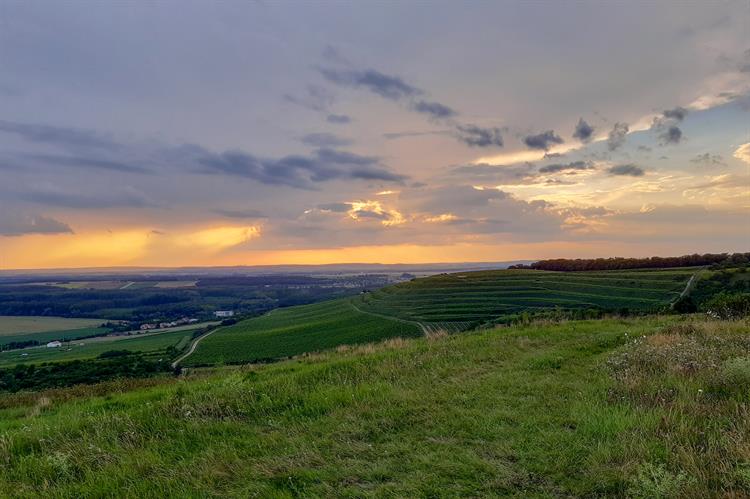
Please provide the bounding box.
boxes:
[139,317,200,331]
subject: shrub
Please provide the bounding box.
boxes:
[703,292,750,320]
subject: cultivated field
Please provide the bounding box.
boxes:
[184,298,421,366]
[357,268,696,330]
[1,315,747,496]
[0,328,195,367]
[0,316,104,336]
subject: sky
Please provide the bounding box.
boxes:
[0,0,748,269]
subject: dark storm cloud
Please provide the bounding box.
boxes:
[213,208,266,219]
[572,118,595,143]
[412,100,457,119]
[195,147,407,188]
[662,106,688,121]
[300,132,353,147]
[607,164,644,176]
[523,130,563,151]
[538,160,593,174]
[0,120,119,151]
[454,125,503,147]
[319,67,421,100]
[659,125,683,144]
[607,122,629,151]
[326,114,352,124]
[25,153,151,174]
[0,213,73,236]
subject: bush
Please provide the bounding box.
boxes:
[703,292,750,320]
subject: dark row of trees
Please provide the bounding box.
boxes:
[509,253,750,272]
[0,352,172,393]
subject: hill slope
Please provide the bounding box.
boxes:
[184,298,421,366]
[187,268,695,365]
[1,315,747,497]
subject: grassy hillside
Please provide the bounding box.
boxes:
[357,268,695,330]
[0,315,747,497]
[184,298,421,366]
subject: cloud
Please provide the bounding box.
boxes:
[15,186,159,209]
[195,147,407,188]
[213,208,266,219]
[411,100,457,119]
[299,132,353,147]
[523,130,563,151]
[383,130,450,140]
[24,153,151,174]
[538,160,594,174]
[0,120,119,152]
[317,202,351,213]
[326,114,352,124]
[0,212,73,237]
[607,122,629,151]
[734,143,750,165]
[690,153,725,166]
[283,84,335,112]
[572,118,595,143]
[662,106,688,121]
[607,164,645,176]
[454,125,503,147]
[659,125,683,144]
[319,67,420,100]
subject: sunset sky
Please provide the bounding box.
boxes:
[1,1,748,269]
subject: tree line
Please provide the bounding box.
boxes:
[508,253,750,272]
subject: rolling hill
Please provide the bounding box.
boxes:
[186,267,696,365]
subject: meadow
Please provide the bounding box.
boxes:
[0,315,747,497]
[183,298,421,366]
[0,329,195,368]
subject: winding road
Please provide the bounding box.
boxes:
[171,326,222,368]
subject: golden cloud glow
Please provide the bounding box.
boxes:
[734,143,750,165]
[425,213,458,223]
[347,200,406,226]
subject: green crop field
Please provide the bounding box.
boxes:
[356,268,696,329]
[184,298,421,366]
[1,315,748,497]
[0,329,195,367]
[0,316,104,336]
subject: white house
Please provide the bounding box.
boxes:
[46,341,62,348]
[214,310,234,318]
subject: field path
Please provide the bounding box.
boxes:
[348,299,429,336]
[172,326,223,368]
[677,268,704,300]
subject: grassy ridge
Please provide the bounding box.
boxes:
[184,298,421,366]
[357,268,694,327]
[0,316,747,496]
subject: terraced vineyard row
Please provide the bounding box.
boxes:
[184,298,421,366]
[355,268,695,330]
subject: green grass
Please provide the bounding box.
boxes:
[184,298,421,366]
[357,268,695,327]
[0,316,104,336]
[0,329,196,367]
[0,315,747,497]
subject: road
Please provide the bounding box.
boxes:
[171,326,222,368]
[348,300,429,336]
